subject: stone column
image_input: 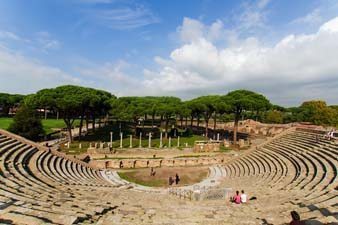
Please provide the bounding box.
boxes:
[110,131,113,148]
[148,133,152,148]
[177,136,180,147]
[160,132,163,148]
[130,135,133,148]
[169,137,171,148]
[139,132,142,148]
[67,142,70,149]
[120,132,123,148]
[79,143,82,149]
[217,133,220,141]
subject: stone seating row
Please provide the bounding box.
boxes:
[222,130,337,224]
[0,132,119,225]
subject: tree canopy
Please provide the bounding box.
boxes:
[28,85,113,142]
[8,104,44,141]
[222,90,271,144]
[1,85,336,143]
[0,93,24,116]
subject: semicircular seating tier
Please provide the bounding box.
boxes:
[222,128,337,224]
[0,129,124,225]
[0,128,337,224]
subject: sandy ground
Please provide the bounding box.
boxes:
[118,166,209,187]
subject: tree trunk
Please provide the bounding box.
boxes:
[78,114,84,141]
[92,114,96,132]
[197,116,200,127]
[165,118,169,139]
[44,107,47,120]
[180,117,183,127]
[233,114,239,145]
[151,113,155,127]
[213,113,217,139]
[190,116,193,127]
[205,119,209,138]
[64,118,74,143]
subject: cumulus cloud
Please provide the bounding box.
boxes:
[178,18,228,43]
[142,17,338,105]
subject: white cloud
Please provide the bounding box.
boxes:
[142,17,338,105]
[291,8,323,25]
[0,31,22,41]
[34,31,61,51]
[75,0,113,3]
[0,43,141,96]
[177,18,232,44]
[257,0,271,9]
[85,4,160,30]
[0,46,79,94]
[72,59,141,96]
[235,0,270,32]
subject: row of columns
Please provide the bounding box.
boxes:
[68,132,221,149]
[110,132,182,148]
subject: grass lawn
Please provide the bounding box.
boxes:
[117,166,208,187]
[0,117,13,130]
[60,134,208,155]
[42,119,80,134]
[59,123,209,154]
[0,117,80,134]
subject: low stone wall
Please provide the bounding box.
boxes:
[193,141,220,152]
[90,156,227,169]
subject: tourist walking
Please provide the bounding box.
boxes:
[175,173,180,185]
[240,190,247,203]
[169,176,174,186]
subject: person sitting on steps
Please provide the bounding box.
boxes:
[240,190,247,203]
[232,190,241,204]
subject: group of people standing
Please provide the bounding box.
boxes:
[169,173,180,185]
[231,190,247,204]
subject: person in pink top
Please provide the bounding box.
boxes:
[232,191,241,204]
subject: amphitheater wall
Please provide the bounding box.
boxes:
[91,156,227,169]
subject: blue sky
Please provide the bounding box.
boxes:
[0,0,338,106]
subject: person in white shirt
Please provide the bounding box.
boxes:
[240,190,247,203]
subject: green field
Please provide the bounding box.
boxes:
[0,118,13,130]
[0,117,80,134]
